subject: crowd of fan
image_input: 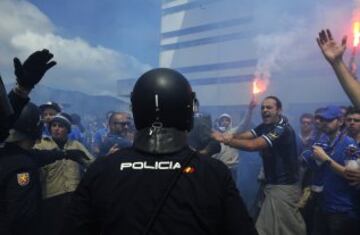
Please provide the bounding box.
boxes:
[1,28,360,235]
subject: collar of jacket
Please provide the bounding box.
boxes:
[133,127,187,154]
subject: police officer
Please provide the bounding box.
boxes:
[0,103,91,235]
[62,68,257,235]
[0,49,56,142]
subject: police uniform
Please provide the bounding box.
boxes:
[62,147,257,235]
[62,68,257,235]
[0,90,29,143]
[0,142,91,235]
[0,144,46,235]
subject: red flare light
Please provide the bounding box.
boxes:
[353,22,360,47]
[252,77,268,95]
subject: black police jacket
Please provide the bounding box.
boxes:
[0,144,42,235]
[0,143,73,235]
[0,90,29,143]
[62,147,258,235]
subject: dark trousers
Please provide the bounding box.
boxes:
[300,191,321,235]
[313,210,360,235]
[41,193,72,235]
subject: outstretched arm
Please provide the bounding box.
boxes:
[317,29,360,108]
[212,131,268,151]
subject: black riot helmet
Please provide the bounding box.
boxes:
[12,102,43,140]
[131,68,197,131]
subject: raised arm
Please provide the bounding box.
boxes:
[0,49,56,142]
[234,95,257,133]
[317,29,360,108]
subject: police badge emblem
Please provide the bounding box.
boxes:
[17,172,30,186]
[183,166,195,174]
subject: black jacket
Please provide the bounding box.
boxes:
[0,143,73,235]
[0,144,42,235]
[62,147,258,235]
[0,90,29,143]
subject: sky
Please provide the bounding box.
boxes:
[0,0,358,98]
[0,0,161,96]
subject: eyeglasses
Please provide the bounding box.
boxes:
[346,118,360,123]
[301,121,312,125]
[113,121,130,126]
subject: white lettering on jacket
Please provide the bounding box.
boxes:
[120,161,181,171]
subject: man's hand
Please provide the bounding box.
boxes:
[106,144,120,156]
[297,187,312,209]
[211,131,234,145]
[317,29,347,65]
[65,149,91,166]
[312,145,330,162]
[13,49,56,89]
[344,168,360,186]
[211,131,225,143]
[222,133,234,144]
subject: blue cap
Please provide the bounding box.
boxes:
[317,105,343,120]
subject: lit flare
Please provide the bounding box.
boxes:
[353,22,360,47]
[252,77,268,95]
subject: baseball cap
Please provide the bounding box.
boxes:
[317,105,343,120]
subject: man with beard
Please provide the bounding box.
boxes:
[212,96,305,235]
[99,112,132,156]
[311,105,360,235]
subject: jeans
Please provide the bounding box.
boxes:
[313,210,360,235]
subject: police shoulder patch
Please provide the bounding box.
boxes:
[17,172,30,186]
[183,166,195,174]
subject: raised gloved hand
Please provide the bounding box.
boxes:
[13,49,56,89]
[64,149,91,166]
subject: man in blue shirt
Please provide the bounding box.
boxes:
[212,96,305,235]
[312,105,360,235]
[99,112,132,156]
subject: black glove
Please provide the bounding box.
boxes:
[65,149,91,166]
[13,49,57,89]
[0,74,14,118]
